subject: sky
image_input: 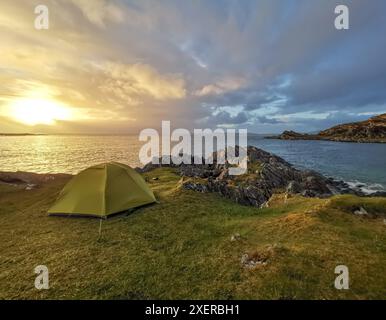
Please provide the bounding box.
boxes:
[0,0,385,134]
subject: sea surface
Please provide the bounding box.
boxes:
[1,134,385,193]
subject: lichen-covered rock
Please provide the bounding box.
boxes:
[183,181,208,193]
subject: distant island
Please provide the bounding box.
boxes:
[266,113,386,143]
[0,133,46,136]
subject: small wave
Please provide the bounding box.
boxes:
[346,181,386,195]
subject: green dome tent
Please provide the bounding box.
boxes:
[48,162,156,218]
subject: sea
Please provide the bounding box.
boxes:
[0,134,385,193]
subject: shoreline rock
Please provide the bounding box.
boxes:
[0,171,71,189]
[140,146,368,208]
[1,147,384,206]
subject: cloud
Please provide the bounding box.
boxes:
[195,77,246,96]
[98,62,186,100]
[204,111,248,128]
[257,116,283,125]
[69,0,124,27]
[1,0,386,133]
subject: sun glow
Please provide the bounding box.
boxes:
[8,98,72,126]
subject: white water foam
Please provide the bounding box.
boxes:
[346,181,385,195]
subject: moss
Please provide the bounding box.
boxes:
[0,168,385,299]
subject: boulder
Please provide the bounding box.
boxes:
[369,191,386,197]
[301,175,332,197]
[230,233,241,242]
[353,207,369,216]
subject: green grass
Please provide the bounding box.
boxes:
[0,168,385,299]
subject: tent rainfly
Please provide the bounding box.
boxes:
[48,162,156,218]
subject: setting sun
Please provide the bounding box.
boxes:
[8,98,72,126]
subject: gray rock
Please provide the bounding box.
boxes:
[354,207,369,216]
[369,191,386,197]
[301,175,332,197]
[241,253,268,269]
[25,184,37,191]
[231,233,241,242]
[141,146,358,207]
[183,181,208,193]
[286,181,302,194]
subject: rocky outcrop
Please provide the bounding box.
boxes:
[140,146,361,208]
[266,113,386,143]
[265,130,319,141]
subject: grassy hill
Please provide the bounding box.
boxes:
[0,167,385,299]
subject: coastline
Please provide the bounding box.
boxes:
[2,146,385,198]
[265,135,386,144]
[0,133,47,136]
